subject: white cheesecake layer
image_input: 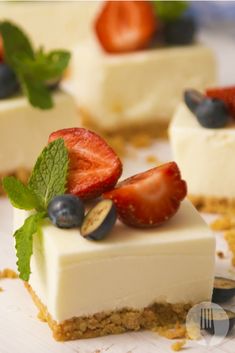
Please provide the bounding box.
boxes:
[0,2,100,50]
[169,103,235,199]
[14,200,215,322]
[0,91,79,173]
[71,39,216,131]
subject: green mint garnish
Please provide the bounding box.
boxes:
[2,177,40,210]
[0,21,71,109]
[2,138,69,281]
[14,212,45,281]
[153,1,188,21]
[29,138,69,210]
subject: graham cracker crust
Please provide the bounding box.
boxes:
[189,194,235,214]
[79,107,169,156]
[25,282,192,341]
[225,231,235,266]
[0,168,30,196]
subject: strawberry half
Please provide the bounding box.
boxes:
[206,86,235,118]
[49,128,122,200]
[104,162,187,228]
[95,1,157,53]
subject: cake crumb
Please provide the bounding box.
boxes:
[146,155,160,165]
[157,324,186,339]
[171,340,186,351]
[217,251,225,259]
[0,287,3,292]
[210,216,233,231]
[225,230,235,266]
[129,133,152,148]
[37,311,47,322]
[0,268,18,279]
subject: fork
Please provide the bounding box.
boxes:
[200,307,214,330]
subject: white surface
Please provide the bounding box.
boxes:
[1,139,235,353]
[13,200,215,321]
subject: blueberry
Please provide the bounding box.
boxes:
[81,199,117,241]
[195,98,230,129]
[48,194,85,229]
[184,89,206,113]
[164,17,196,45]
[0,63,20,99]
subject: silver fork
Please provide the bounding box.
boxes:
[200,307,214,330]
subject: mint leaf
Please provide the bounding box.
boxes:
[12,49,71,82]
[14,212,45,281]
[153,1,188,21]
[28,138,68,209]
[20,75,53,110]
[33,49,71,81]
[0,21,34,66]
[0,21,71,110]
[2,176,40,210]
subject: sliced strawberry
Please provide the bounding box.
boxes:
[206,86,235,118]
[104,162,187,228]
[49,128,122,200]
[95,1,157,53]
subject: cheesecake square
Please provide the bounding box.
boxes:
[14,200,215,341]
[169,103,235,214]
[71,40,216,134]
[0,91,78,194]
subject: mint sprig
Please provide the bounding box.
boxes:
[14,212,45,281]
[0,21,71,109]
[29,138,68,209]
[153,1,188,21]
[2,138,69,281]
[2,177,40,210]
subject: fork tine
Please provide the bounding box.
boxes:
[205,308,208,329]
[211,308,214,330]
[208,308,211,329]
[200,308,203,329]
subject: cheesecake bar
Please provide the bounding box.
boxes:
[14,200,215,341]
[169,102,235,214]
[71,40,216,135]
[0,1,100,50]
[0,91,78,193]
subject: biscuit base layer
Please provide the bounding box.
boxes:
[189,194,235,214]
[225,231,235,266]
[25,283,192,341]
[0,168,30,196]
[79,107,168,155]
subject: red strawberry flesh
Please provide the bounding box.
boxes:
[95,1,157,53]
[49,128,122,200]
[206,86,235,118]
[104,162,187,228]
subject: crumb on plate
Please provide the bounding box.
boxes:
[0,268,18,279]
[171,340,186,351]
[146,155,160,165]
[157,323,186,339]
[210,216,233,231]
[217,251,225,259]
